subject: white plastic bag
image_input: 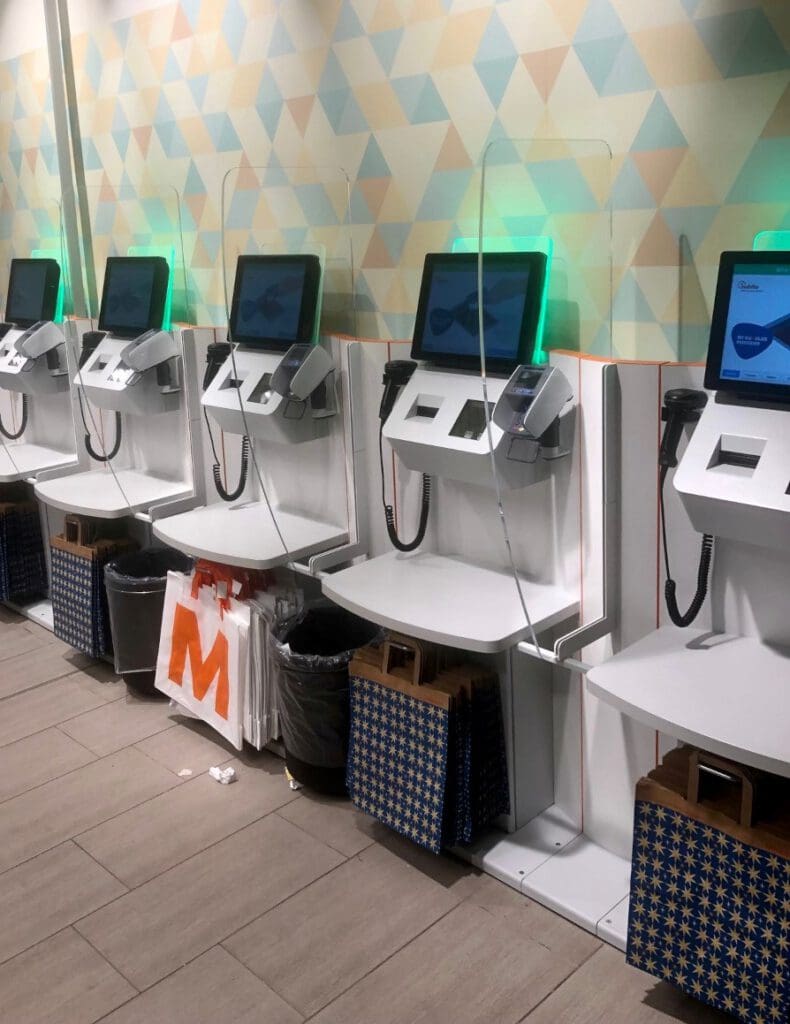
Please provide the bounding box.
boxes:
[155,571,249,750]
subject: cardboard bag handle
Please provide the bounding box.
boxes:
[687,749,755,829]
[382,634,425,686]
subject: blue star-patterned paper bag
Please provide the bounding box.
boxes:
[50,533,135,658]
[346,636,509,855]
[347,656,452,855]
[628,746,790,1024]
[0,501,47,601]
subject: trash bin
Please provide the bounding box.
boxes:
[273,605,381,795]
[104,547,193,695]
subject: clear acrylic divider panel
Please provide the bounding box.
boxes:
[220,164,356,337]
[71,184,191,327]
[0,186,67,320]
[478,138,613,361]
[475,139,614,641]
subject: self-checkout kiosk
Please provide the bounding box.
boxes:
[589,249,790,849]
[325,251,617,848]
[153,252,365,571]
[0,258,81,482]
[34,255,201,520]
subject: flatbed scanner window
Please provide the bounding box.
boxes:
[249,373,274,404]
[450,399,493,440]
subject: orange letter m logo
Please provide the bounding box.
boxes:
[168,604,230,720]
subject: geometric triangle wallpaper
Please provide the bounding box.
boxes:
[0,0,787,357]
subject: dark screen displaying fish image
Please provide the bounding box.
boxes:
[236,261,307,342]
[421,264,530,361]
[102,262,156,333]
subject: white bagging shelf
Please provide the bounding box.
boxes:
[34,469,192,519]
[153,501,348,569]
[587,626,790,779]
[323,550,578,653]
[0,443,76,483]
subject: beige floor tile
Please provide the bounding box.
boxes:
[77,814,344,990]
[58,693,178,756]
[0,727,95,804]
[464,872,602,965]
[278,792,383,857]
[522,944,730,1023]
[310,887,601,1024]
[0,676,109,748]
[98,946,302,1024]
[135,717,246,776]
[0,746,178,873]
[0,624,53,662]
[0,841,126,965]
[61,659,127,702]
[77,757,297,887]
[225,841,475,1016]
[21,621,76,652]
[0,644,92,699]
[0,928,135,1024]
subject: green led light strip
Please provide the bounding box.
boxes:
[452,234,554,364]
[753,230,790,253]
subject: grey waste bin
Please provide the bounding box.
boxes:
[273,605,381,795]
[104,547,193,695]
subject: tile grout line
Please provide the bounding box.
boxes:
[269,806,362,860]
[54,715,179,761]
[300,901,464,1023]
[0,924,123,979]
[0,852,131,974]
[0,688,126,752]
[0,663,99,704]
[0,738,178,821]
[74,925,143,997]
[76,854,351,997]
[0,772,181,884]
[71,838,132,893]
[71,798,287,893]
[516,943,604,1022]
[220,944,308,1021]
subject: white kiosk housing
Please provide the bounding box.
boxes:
[154,165,366,574]
[0,258,81,483]
[590,249,790,783]
[34,254,202,522]
[153,256,365,571]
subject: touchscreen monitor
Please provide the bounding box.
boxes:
[229,254,321,350]
[5,258,60,328]
[410,252,547,372]
[705,251,790,402]
[97,256,170,338]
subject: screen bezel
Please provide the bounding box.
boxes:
[97,256,170,339]
[410,251,547,373]
[705,250,790,403]
[5,258,61,328]
[229,254,322,351]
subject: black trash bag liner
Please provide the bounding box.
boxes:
[104,547,194,688]
[104,547,194,592]
[273,604,381,783]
